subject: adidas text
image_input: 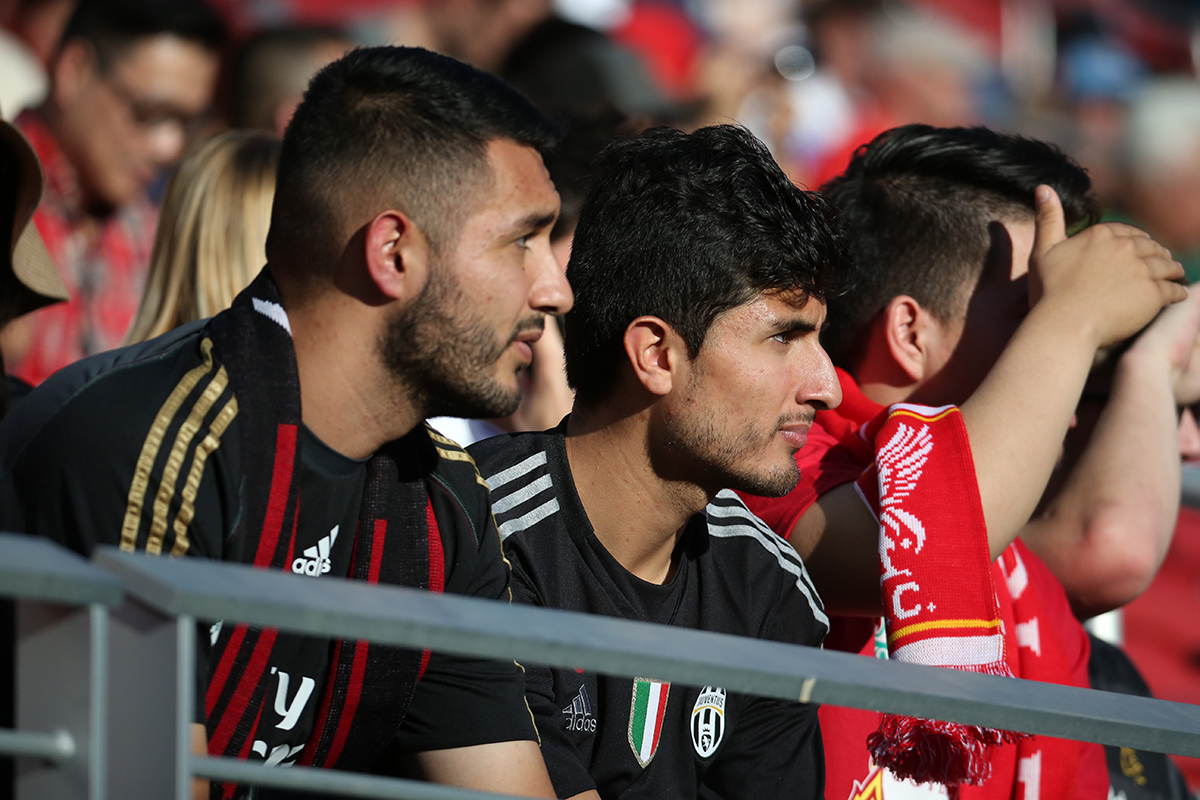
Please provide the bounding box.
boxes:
[292,525,339,577]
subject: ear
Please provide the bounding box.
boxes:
[364,209,430,304]
[882,294,944,383]
[623,316,683,397]
[51,39,96,108]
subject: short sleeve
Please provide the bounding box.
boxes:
[507,555,598,798]
[391,476,538,751]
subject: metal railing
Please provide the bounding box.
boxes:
[5,529,1200,798]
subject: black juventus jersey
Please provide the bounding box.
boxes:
[0,321,536,772]
[470,428,829,800]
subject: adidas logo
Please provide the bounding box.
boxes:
[291,526,339,577]
[562,686,596,732]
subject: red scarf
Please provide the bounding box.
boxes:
[745,369,1105,799]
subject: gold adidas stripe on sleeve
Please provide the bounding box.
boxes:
[170,396,238,557]
[426,423,490,488]
[146,364,230,555]
[121,338,237,556]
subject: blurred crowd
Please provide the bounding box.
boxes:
[2,0,1199,386]
[1,0,1199,794]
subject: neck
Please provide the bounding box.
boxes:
[564,402,709,585]
[855,376,915,408]
[286,286,422,460]
[851,346,919,408]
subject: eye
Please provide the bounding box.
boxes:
[516,235,531,249]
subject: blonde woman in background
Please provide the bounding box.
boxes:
[124,130,281,344]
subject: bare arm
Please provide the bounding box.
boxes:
[192,723,208,800]
[414,741,557,798]
[965,187,1185,560]
[1022,285,1200,618]
[793,187,1186,616]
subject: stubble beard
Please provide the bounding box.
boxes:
[380,264,528,421]
[662,378,803,499]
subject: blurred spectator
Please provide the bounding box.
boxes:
[1056,29,1148,210]
[808,4,990,186]
[365,0,552,73]
[503,15,688,126]
[1118,77,1200,283]
[738,0,877,182]
[124,130,279,345]
[0,110,67,415]
[1,0,225,386]
[0,0,77,119]
[229,25,352,137]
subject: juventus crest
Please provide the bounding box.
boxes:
[690,686,726,758]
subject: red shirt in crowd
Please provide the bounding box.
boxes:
[740,368,1108,800]
[10,110,158,386]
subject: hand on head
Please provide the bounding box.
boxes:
[1029,184,1187,350]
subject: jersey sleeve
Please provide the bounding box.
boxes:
[0,334,240,725]
[0,333,238,561]
[506,545,598,799]
[391,451,539,751]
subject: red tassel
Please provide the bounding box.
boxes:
[866,714,1027,786]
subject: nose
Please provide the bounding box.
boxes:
[529,240,573,315]
[145,121,186,171]
[798,343,841,411]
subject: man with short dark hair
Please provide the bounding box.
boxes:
[0,46,571,798]
[470,124,846,800]
[742,124,1195,799]
[3,0,224,386]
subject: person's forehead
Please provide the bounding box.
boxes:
[466,138,560,229]
[110,34,218,109]
[715,290,826,333]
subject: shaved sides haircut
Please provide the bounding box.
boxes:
[821,124,1097,368]
[266,46,558,282]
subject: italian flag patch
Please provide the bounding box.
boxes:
[628,678,670,767]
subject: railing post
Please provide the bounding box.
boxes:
[105,596,184,798]
[15,600,93,798]
[176,614,195,800]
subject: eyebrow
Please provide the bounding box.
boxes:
[514,210,558,234]
[769,317,821,337]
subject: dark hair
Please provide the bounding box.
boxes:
[564,124,848,403]
[266,46,559,281]
[820,124,1098,368]
[541,109,626,242]
[62,0,226,69]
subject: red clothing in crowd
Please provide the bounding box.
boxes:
[10,111,158,386]
[740,368,1108,800]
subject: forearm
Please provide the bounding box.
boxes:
[960,303,1098,559]
[1022,351,1179,617]
[414,741,556,797]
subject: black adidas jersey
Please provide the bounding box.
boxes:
[470,428,829,800]
[0,322,536,770]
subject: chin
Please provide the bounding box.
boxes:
[727,463,800,499]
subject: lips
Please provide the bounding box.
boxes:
[778,415,815,450]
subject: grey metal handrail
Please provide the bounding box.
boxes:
[1181,464,1200,508]
[95,546,1200,760]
